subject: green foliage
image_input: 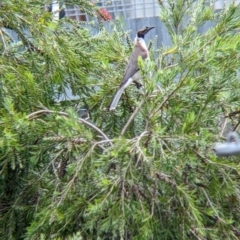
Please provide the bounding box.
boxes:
[1,0,240,239]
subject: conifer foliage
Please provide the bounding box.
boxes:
[1,0,240,239]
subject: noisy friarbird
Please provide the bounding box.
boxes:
[109,26,154,110]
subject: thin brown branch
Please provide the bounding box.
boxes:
[27,109,112,146]
[121,99,145,135]
[226,110,240,119]
[149,79,183,119]
[156,172,176,187]
[233,121,240,132]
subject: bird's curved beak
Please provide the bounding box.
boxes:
[144,26,155,35]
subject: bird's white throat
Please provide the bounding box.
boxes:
[135,37,147,51]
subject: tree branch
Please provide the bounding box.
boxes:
[121,99,145,135]
[27,109,112,146]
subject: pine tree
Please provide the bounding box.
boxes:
[1,0,240,239]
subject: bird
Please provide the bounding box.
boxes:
[109,26,154,111]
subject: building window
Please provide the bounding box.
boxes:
[65,5,88,21]
[65,0,160,21]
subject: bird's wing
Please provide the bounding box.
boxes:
[120,45,148,87]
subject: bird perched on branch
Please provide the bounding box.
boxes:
[109,26,154,111]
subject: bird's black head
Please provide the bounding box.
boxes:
[137,26,154,38]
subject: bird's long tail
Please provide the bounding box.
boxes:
[109,86,125,110]
[109,77,133,110]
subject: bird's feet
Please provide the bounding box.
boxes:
[133,80,143,89]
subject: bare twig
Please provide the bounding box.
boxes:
[27,109,112,146]
[121,99,145,135]
[149,82,182,119]
[40,149,65,179]
[226,110,240,118]
[156,172,176,187]
[190,229,205,240]
[202,188,227,224]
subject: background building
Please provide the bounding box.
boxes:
[65,0,161,21]
[65,0,240,22]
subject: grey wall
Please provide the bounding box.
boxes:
[4,16,215,49]
[97,16,215,48]
[120,17,172,47]
[100,17,172,47]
